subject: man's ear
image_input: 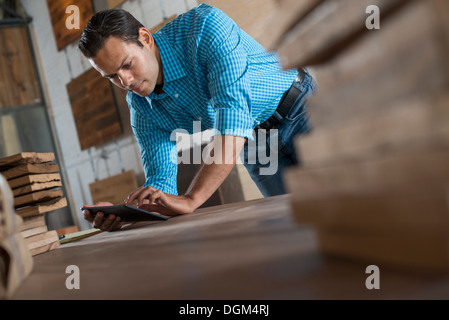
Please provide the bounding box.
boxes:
[138,27,154,48]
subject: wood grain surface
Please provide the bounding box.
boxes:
[11,195,449,299]
[0,27,41,108]
[7,173,61,189]
[14,189,63,208]
[275,0,410,68]
[12,181,63,197]
[304,0,448,129]
[15,197,67,217]
[0,152,55,170]
[2,163,59,180]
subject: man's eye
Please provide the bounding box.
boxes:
[124,62,132,69]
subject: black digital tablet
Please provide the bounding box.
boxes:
[81,205,168,222]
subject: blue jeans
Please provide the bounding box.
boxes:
[242,70,317,197]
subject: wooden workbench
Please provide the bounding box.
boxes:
[11,195,449,300]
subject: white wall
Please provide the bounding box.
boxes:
[21,0,199,230]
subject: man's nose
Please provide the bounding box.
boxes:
[117,70,133,88]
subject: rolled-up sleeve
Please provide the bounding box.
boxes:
[127,94,179,195]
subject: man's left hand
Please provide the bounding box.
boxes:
[125,186,195,216]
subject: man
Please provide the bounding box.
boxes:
[79,4,316,231]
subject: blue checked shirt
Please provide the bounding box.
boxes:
[127,3,298,195]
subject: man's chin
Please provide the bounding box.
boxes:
[132,91,147,97]
[129,88,149,97]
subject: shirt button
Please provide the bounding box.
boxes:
[198,116,202,121]
[174,93,179,98]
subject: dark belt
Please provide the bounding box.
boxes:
[256,67,308,130]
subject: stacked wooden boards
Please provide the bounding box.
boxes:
[260,0,449,273]
[0,152,67,256]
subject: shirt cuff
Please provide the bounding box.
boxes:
[144,177,178,195]
[213,107,255,140]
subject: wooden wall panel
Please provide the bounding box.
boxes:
[47,0,94,51]
[0,27,41,108]
[66,68,122,150]
[89,170,137,205]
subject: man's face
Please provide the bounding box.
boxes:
[89,30,162,97]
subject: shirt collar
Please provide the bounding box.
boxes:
[152,32,186,84]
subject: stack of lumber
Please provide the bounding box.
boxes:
[0,174,33,299]
[0,152,67,256]
[260,0,449,273]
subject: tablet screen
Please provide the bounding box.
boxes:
[81,205,168,222]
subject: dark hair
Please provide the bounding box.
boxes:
[79,9,144,58]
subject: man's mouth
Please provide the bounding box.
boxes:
[131,82,144,93]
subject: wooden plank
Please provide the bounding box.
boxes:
[305,0,449,128]
[67,67,122,150]
[297,93,449,167]
[14,189,63,208]
[0,232,34,298]
[15,197,67,218]
[20,226,49,239]
[317,228,449,273]
[7,173,61,189]
[0,152,55,170]
[2,163,59,180]
[12,181,63,197]
[24,230,59,249]
[24,230,60,256]
[18,215,46,232]
[284,150,449,202]
[29,240,60,256]
[0,174,18,240]
[46,0,94,51]
[430,0,449,76]
[276,0,410,69]
[290,192,449,232]
[89,170,138,205]
[257,0,324,50]
[0,27,41,108]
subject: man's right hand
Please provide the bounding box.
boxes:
[82,202,124,232]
